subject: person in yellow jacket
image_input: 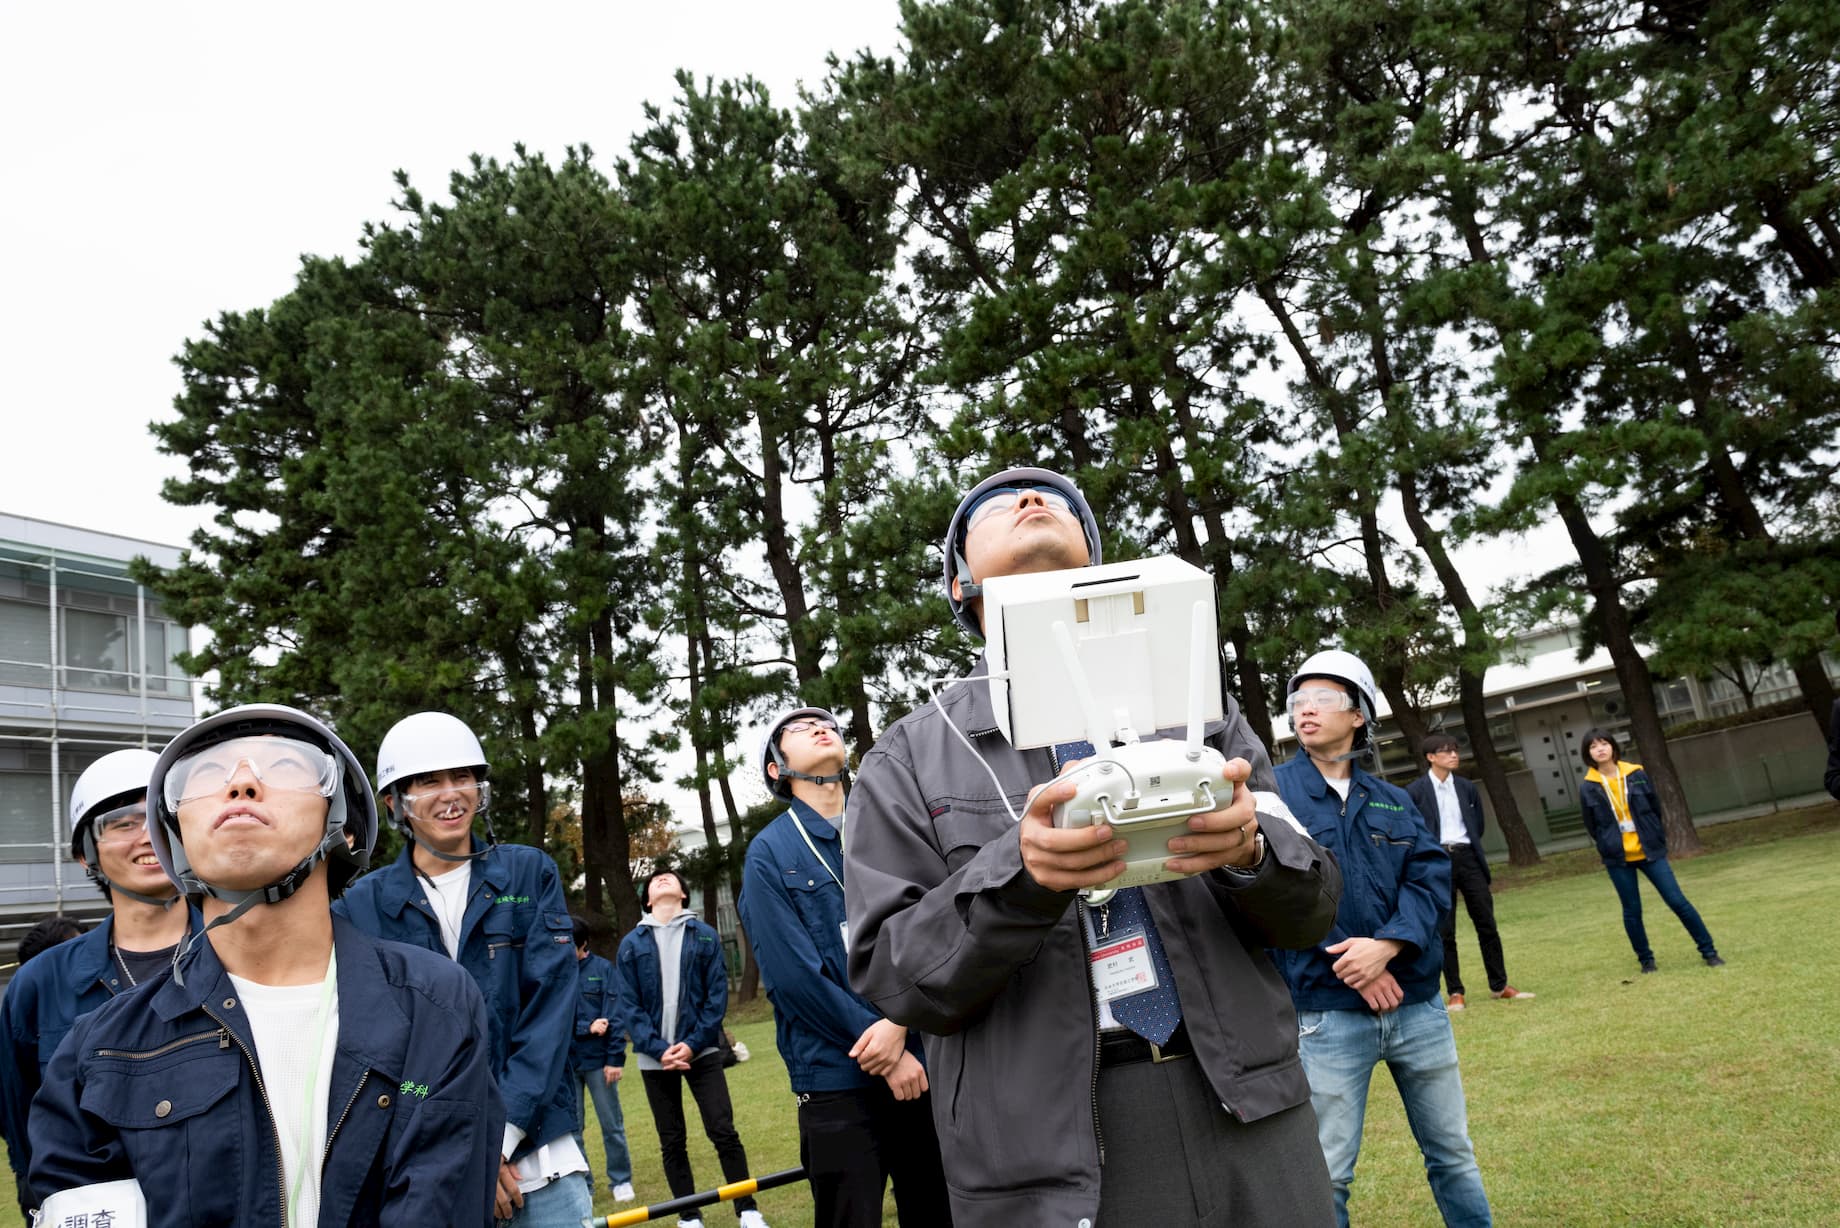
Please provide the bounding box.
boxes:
[1576,729,1724,974]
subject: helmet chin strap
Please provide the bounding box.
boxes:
[170,825,346,987]
[779,765,850,789]
[769,736,850,798]
[393,785,498,868]
[170,786,354,987]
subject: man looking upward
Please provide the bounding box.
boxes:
[844,466,1341,1228]
[739,705,950,1227]
[1273,653,1492,1228]
[29,705,499,1226]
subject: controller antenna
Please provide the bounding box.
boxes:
[1186,599,1210,751]
[1052,619,1115,751]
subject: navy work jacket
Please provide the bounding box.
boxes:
[739,799,922,1092]
[571,952,626,1074]
[1272,751,1451,1011]
[0,908,202,1214]
[27,916,501,1226]
[1579,763,1670,867]
[614,913,727,1063]
[333,840,576,1157]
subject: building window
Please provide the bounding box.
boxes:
[0,598,53,687]
[61,607,135,692]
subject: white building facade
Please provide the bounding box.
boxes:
[0,514,196,924]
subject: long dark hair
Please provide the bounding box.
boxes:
[1580,727,1620,772]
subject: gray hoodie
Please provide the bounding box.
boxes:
[633,909,708,1072]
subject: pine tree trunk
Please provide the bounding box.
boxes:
[1394,466,1541,864]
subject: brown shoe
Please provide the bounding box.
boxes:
[1491,986,1535,1000]
[1447,994,1466,1011]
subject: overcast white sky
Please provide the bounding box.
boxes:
[2,0,904,546]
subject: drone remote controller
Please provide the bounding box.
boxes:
[1052,740,1228,903]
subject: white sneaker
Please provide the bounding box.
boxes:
[739,1211,770,1228]
[612,1182,636,1202]
[678,1219,703,1228]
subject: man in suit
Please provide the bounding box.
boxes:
[1405,736,1532,1010]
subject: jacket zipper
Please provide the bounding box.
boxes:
[1076,897,1105,1166]
[206,1005,289,1226]
[95,1027,224,1061]
[323,1070,368,1170]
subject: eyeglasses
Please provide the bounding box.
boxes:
[1430,747,1462,757]
[1286,687,1356,714]
[94,804,149,843]
[965,486,1074,531]
[780,718,839,737]
[164,736,338,810]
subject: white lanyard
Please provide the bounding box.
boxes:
[288,947,338,1226]
[792,816,844,891]
[1605,770,1633,827]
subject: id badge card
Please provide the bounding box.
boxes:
[1617,817,1636,834]
[1089,927,1160,1007]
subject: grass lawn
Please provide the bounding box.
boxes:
[6,802,1835,1227]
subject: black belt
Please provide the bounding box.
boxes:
[1098,1021,1193,1067]
[1443,842,1471,852]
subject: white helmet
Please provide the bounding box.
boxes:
[147,703,376,984]
[942,467,1103,637]
[758,706,848,800]
[68,749,159,860]
[375,711,495,860]
[1288,649,1380,750]
[375,712,490,791]
[68,748,171,907]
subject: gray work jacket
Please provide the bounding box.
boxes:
[844,660,1342,1228]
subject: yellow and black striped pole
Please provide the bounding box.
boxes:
[581,1167,807,1228]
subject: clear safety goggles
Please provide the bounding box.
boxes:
[1287,687,1357,714]
[401,777,489,814]
[965,485,1074,531]
[163,736,338,810]
[93,803,149,844]
[780,718,839,737]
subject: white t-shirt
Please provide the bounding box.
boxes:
[422,863,471,959]
[228,957,339,1228]
[1324,774,1352,802]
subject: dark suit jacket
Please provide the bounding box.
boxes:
[1406,771,1491,884]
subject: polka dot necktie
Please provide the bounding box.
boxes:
[1056,740,1185,1046]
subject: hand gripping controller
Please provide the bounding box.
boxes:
[1042,597,1231,905]
[1052,740,1228,905]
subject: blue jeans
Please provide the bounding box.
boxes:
[576,1067,633,1186]
[507,1171,592,1228]
[1297,998,1492,1228]
[1604,857,1717,963]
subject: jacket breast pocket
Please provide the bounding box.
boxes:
[81,1042,243,1221]
[932,804,1012,875]
[1367,813,1421,877]
[784,873,844,959]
